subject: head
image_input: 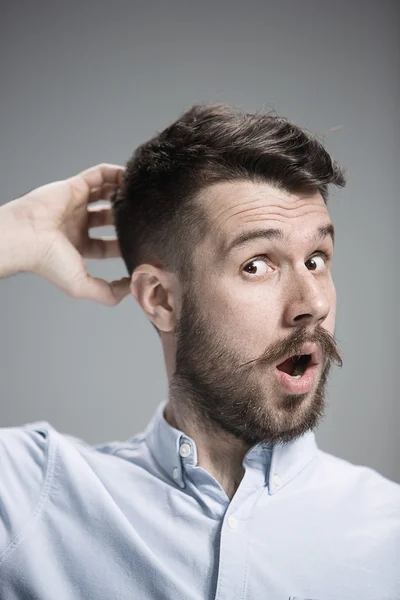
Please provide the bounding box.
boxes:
[112,104,346,446]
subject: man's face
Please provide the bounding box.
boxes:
[170,180,343,446]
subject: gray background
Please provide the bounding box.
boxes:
[1,0,399,482]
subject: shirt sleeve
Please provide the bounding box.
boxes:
[0,421,53,557]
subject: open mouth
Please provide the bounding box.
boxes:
[276,354,312,379]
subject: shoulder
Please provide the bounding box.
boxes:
[316,447,400,513]
[0,420,57,556]
[0,420,132,557]
[0,419,56,488]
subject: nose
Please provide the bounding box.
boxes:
[282,268,331,328]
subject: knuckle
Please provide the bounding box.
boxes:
[69,279,85,299]
[69,175,87,196]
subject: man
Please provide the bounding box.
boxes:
[0,105,399,600]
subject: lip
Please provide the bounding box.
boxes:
[274,342,323,369]
[274,362,319,394]
[273,342,323,395]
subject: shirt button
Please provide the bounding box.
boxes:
[179,443,191,458]
[228,515,237,530]
[272,474,281,486]
[173,468,179,480]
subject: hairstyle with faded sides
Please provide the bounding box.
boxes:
[112,104,346,336]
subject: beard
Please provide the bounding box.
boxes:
[169,282,343,447]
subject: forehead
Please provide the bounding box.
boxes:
[198,180,332,254]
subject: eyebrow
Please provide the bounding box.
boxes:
[220,223,335,259]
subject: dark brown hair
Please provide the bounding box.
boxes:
[112,104,346,332]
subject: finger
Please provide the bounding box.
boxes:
[84,236,121,259]
[88,183,119,204]
[72,163,125,194]
[87,207,115,230]
[71,275,132,307]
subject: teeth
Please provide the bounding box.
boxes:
[291,374,302,379]
[291,364,304,377]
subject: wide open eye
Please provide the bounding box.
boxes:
[306,253,331,272]
[243,256,271,277]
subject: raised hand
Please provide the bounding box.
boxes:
[0,163,131,306]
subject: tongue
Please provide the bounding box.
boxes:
[276,358,294,375]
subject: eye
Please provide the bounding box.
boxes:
[305,252,331,272]
[242,255,272,277]
[242,251,331,278]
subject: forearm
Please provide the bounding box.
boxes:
[0,199,37,279]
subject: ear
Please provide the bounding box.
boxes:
[130,264,179,333]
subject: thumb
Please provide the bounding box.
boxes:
[73,275,132,306]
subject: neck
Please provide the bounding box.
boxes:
[164,399,250,500]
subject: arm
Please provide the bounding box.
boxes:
[0,163,130,306]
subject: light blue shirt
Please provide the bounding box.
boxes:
[0,399,399,600]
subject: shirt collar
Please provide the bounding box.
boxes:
[144,400,318,495]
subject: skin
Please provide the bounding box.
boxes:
[131,181,343,500]
[0,163,130,305]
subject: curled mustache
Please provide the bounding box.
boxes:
[238,326,343,370]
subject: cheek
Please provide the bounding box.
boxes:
[320,277,337,335]
[327,284,337,332]
[200,279,277,350]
